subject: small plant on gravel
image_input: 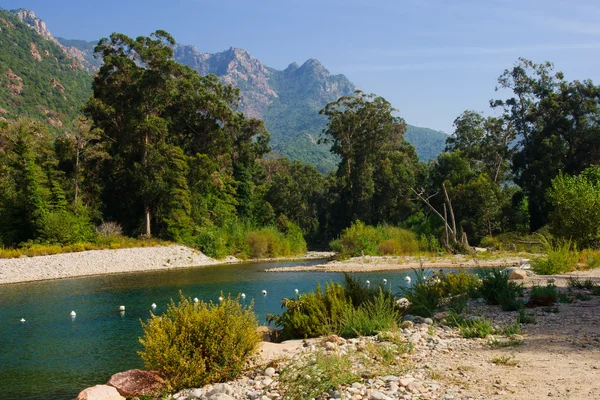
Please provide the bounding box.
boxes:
[567,277,597,290]
[360,340,411,376]
[479,269,524,311]
[490,354,518,366]
[575,292,593,301]
[558,292,574,303]
[542,306,560,313]
[339,290,400,338]
[279,352,359,400]
[139,293,260,391]
[399,270,443,317]
[447,293,468,314]
[447,312,494,338]
[530,284,558,303]
[517,307,537,324]
[489,338,524,348]
[502,322,521,336]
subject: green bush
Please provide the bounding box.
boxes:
[479,269,523,311]
[339,290,400,338]
[479,236,502,250]
[39,210,95,245]
[399,272,444,317]
[548,166,600,248]
[446,312,494,338]
[343,273,393,308]
[437,271,482,297]
[533,237,578,275]
[330,221,418,259]
[139,293,260,391]
[268,282,352,340]
[530,284,558,303]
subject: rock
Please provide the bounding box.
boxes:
[207,394,234,400]
[332,389,342,398]
[383,375,398,382]
[76,385,125,400]
[189,388,204,399]
[400,321,413,329]
[399,378,415,387]
[403,315,415,322]
[423,318,434,325]
[207,383,235,396]
[369,389,392,400]
[264,367,276,377]
[324,341,337,350]
[107,369,165,397]
[262,377,273,387]
[508,268,527,280]
[406,382,425,394]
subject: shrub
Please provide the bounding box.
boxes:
[567,277,597,290]
[446,312,494,338]
[437,271,482,297]
[330,221,418,259]
[267,282,352,340]
[479,269,523,311]
[343,273,393,308]
[533,237,578,275]
[399,272,443,317]
[530,284,558,303]
[339,291,400,338]
[139,293,260,391]
[479,236,502,250]
[517,307,536,324]
[39,210,95,245]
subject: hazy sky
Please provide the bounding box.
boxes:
[3,0,600,133]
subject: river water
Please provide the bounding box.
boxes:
[0,259,447,400]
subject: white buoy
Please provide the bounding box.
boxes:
[193,297,199,303]
[218,296,224,302]
[404,276,411,284]
[294,289,299,295]
[20,318,25,323]
[240,293,246,299]
[119,305,125,312]
[366,280,370,286]
[262,290,267,296]
[70,311,76,317]
[151,303,157,309]
[382,279,388,285]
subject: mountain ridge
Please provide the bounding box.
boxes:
[3,8,448,170]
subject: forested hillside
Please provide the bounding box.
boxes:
[0,9,90,129]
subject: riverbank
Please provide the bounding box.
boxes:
[0,245,335,285]
[83,273,600,400]
[266,254,529,273]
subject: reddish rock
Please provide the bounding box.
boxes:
[107,369,165,397]
[76,385,124,400]
[508,268,527,280]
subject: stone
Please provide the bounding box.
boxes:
[400,321,414,329]
[406,382,425,394]
[423,318,434,325]
[508,268,527,280]
[369,389,392,400]
[207,394,234,400]
[262,377,274,387]
[189,388,204,399]
[324,341,337,350]
[206,383,235,396]
[399,378,415,387]
[332,390,342,398]
[76,385,125,400]
[264,367,276,377]
[107,369,165,397]
[403,315,415,322]
[383,375,398,382]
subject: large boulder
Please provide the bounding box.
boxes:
[76,385,125,400]
[507,268,527,280]
[107,369,165,397]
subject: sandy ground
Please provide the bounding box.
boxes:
[265,254,528,272]
[0,246,335,285]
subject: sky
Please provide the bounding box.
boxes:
[3,0,600,133]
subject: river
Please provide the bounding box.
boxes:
[0,259,444,400]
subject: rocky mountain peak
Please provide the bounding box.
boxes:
[11,9,57,44]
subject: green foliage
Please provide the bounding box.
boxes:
[0,10,91,127]
[446,312,494,338]
[479,269,523,311]
[330,221,418,259]
[399,272,443,317]
[279,352,359,400]
[529,285,558,303]
[567,277,598,290]
[437,270,482,297]
[548,166,600,248]
[517,307,537,324]
[490,354,518,366]
[339,290,400,338]
[532,236,578,275]
[39,209,95,245]
[138,293,260,391]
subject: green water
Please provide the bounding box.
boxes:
[0,260,432,400]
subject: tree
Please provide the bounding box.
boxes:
[320,90,419,230]
[491,58,600,230]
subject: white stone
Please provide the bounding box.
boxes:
[76,385,125,400]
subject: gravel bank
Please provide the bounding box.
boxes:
[0,245,220,285]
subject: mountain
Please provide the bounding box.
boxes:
[2,8,448,169]
[0,9,91,127]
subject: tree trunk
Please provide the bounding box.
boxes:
[74,136,80,204]
[144,205,151,237]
